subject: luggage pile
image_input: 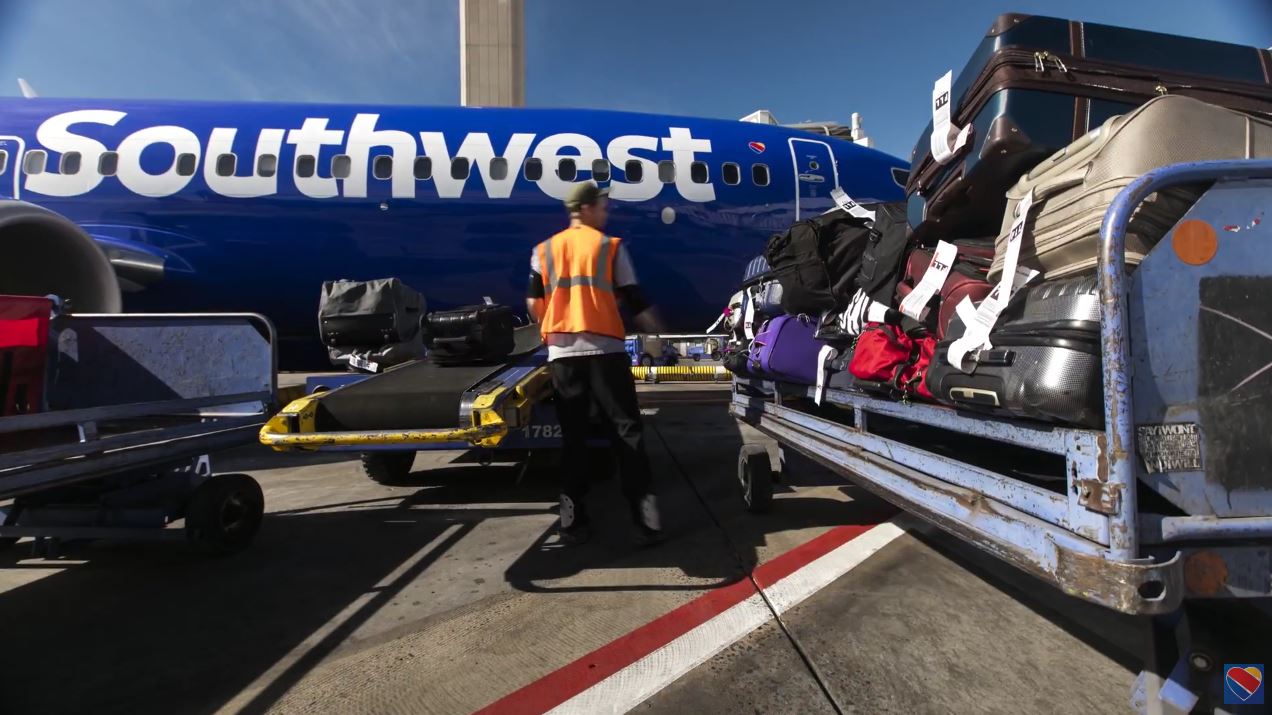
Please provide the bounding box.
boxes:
[723,13,1272,429]
[319,279,518,371]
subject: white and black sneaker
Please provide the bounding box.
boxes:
[557,494,590,545]
[633,494,665,547]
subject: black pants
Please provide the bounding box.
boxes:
[549,352,653,525]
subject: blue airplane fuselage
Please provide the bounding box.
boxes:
[0,98,907,365]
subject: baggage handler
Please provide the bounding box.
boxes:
[527,181,666,546]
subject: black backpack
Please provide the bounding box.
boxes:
[763,203,904,315]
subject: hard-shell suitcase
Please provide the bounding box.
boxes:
[894,239,994,340]
[748,314,827,384]
[927,274,1102,428]
[907,13,1272,243]
[424,304,516,365]
[990,95,1272,282]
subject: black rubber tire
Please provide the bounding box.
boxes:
[738,445,774,514]
[361,451,415,485]
[711,350,721,360]
[186,473,264,555]
[692,354,701,362]
[640,355,654,367]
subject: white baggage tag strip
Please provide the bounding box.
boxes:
[814,345,837,406]
[954,295,978,328]
[349,354,379,373]
[930,70,972,165]
[947,189,1036,372]
[898,240,958,320]
[742,288,758,340]
[830,187,876,223]
[865,300,891,324]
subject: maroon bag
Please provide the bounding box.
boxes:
[894,240,994,340]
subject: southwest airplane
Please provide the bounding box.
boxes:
[0,98,908,366]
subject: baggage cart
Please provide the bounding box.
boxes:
[0,310,277,555]
[731,160,1272,713]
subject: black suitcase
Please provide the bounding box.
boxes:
[907,13,1272,243]
[926,274,1103,428]
[423,304,516,365]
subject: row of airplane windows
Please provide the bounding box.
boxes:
[0,149,774,187]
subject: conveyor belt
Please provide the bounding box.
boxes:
[313,327,543,432]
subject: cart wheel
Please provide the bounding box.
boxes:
[186,473,264,555]
[738,445,774,513]
[361,451,415,485]
[0,504,20,551]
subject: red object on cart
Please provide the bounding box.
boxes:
[0,295,53,416]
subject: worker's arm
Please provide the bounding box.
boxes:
[613,245,664,333]
[527,269,546,323]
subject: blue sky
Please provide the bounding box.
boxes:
[0,0,1269,157]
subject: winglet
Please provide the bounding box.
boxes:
[17,78,37,98]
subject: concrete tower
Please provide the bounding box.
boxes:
[460,0,525,107]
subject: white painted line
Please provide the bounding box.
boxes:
[547,521,907,714]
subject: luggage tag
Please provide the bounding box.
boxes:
[930,70,972,166]
[947,190,1038,372]
[815,344,838,406]
[830,188,876,223]
[898,240,958,321]
[742,288,758,340]
[348,353,380,373]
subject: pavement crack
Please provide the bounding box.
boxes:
[650,422,847,715]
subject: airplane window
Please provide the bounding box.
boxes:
[414,156,432,180]
[22,150,46,176]
[752,163,770,187]
[592,159,610,182]
[624,160,643,183]
[690,161,708,184]
[891,166,909,188]
[175,153,197,177]
[331,154,351,179]
[98,152,119,176]
[658,160,675,184]
[0,150,7,175]
[216,153,237,177]
[372,155,393,180]
[258,154,278,178]
[722,162,741,185]
[451,157,470,180]
[60,151,82,175]
[489,157,509,181]
[523,158,542,181]
[296,154,316,178]
[557,158,577,182]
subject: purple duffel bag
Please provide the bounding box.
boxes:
[748,314,827,384]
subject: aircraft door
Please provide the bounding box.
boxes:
[0,137,22,199]
[789,138,838,220]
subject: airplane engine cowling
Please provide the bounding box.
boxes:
[0,200,121,313]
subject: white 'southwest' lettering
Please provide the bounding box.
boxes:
[24,111,722,203]
[205,127,285,198]
[115,125,201,198]
[25,109,125,196]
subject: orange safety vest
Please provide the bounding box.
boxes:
[536,226,626,339]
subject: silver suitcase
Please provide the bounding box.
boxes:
[990,95,1272,282]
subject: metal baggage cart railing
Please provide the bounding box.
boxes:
[731,159,1272,617]
[0,312,277,553]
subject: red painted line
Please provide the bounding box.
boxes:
[473,522,884,715]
